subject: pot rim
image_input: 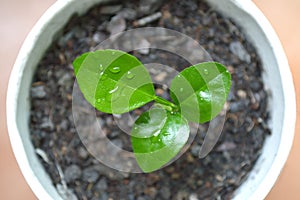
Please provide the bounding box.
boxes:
[6,0,296,200]
[7,1,78,199]
[208,1,296,199]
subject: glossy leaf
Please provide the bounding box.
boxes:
[73,50,156,114]
[170,62,231,123]
[131,107,189,172]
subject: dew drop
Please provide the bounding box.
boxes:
[203,69,209,75]
[153,130,160,137]
[199,91,210,101]
[163,132,170,136]
[97,98,101,103]
[180,88,183,92]
[109,86,119,94]
[126,71,135,79]
[109,66,121,73]
[99,64,104,71]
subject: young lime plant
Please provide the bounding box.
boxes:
[73,49,231,172]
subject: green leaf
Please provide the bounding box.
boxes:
[170,62,231,123]
[131,107,189,172]
[73,50,156,114]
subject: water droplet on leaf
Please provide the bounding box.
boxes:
[203,69,209,75]
[110,66,121,73]
[109,86,119,94]
[99,64,104,71]
[126,71,135,79]
[163,132,170,136]
[199,91,210,101]
[153,130,160,137]
[180,88,183,92]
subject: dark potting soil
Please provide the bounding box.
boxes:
[30,0,270,199]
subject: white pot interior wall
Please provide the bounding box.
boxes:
[207,1,295,200]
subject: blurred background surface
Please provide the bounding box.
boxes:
[0,0,299,199]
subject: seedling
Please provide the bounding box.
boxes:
[73,49,231,172]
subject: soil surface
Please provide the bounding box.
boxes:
[30,0,270,199]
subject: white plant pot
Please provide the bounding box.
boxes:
[7,0,296,200]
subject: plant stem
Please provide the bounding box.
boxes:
[154,96,178,110]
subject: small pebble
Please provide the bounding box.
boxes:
[78,147,89,159]
[186,153,195,163]
[229,41,251,63]
[136,39,151,55]
[154,71,167,82]
[215,174,224,182]
[138,0,164,14]
[73,27,87,39]
[175,190,189,200]
[237,89,247,99]
[119,8,137,20]
[134,12,162,26]
[82,167,100,183]
[59,75,73,90]
[216,141,237,151]
[159,186,171,200]
[111,138,123,149]
[92,32,106,43]
[59,119,69,131]
[31,85,46,98]
[156,88,164,95]
[182,0,198,11]
[94,177,108,191]
[171,173,180,179]
[35,148,50,164]
[64,164,82,183]
[100,5,123,15]
[58,31,74,47]
[144,187,157,198]
[40,118,54,131]
[249,80,262,92]
[189,193,199,200]
[106,15,126,35]
[230,102,244,112]
[191,144,201,157]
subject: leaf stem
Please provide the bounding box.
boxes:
[154,96,178,111]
